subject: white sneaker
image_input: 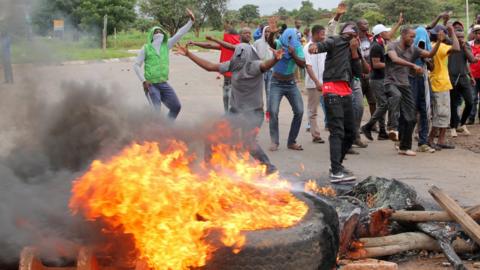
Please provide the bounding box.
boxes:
[388,130,399,141]
[450,128,458,138]
[458,125,471,136]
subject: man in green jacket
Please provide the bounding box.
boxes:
[133,9,195,119]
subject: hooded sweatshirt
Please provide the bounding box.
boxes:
[413,27,432,67]
[219,44,265,112]
[134,20,193,83]
[253,26,274,61]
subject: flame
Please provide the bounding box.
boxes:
[305,180,336,197]
[69,139,307,270]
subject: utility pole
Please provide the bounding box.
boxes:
[102,15,108,51]
[467,0,470,29]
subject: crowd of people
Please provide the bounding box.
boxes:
[134,5,480,183]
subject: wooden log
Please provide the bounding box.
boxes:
[347,232,477,260]
[429,186,480,246]
[391,205,480,222]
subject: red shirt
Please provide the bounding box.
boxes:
[220,33,240,78]
[322,81,352,97]
[470,42,480,78]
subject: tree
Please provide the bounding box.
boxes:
[73,0,137,36]
[224,9,240,25]
[276,7,289,20]
[363,10,385,25]
[192,0,227,37]
[378,0,437,24]
[297,1,318,26]
[139,0,192,36]
[238,4,259,23]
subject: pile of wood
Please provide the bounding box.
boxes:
[338,184,480,269]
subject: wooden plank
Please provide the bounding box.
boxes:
[391,205,480,222]
[429,186,480,245]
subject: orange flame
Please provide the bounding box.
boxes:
[304,180,336,197]
[69,140,307,270]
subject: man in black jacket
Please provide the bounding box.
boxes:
[309,22,362,183]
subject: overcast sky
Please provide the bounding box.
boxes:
[228,0,342,15]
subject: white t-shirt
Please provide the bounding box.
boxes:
[303,41,326,89]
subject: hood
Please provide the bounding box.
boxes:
[279,28,302,59]
[261,26,270,40]
[230,43,259,72]
[414,26,432,51]
[147,26,169,44]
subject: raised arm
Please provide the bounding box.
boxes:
[388,13,404,39]
[427,12,449,30]
[447,25,461,52]
[188,41,221,50]
[176,44,221,72]
[167,9,195,49]
[206,35,237,50]
[419,31,444,58]
[327,3,346,36]
[260,48,284,72]
[267,16,279,49]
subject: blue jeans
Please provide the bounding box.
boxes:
[264,70,273,112]
[470,78,480,122]
[148,82,181,119]
[268,77,304,145]
[410,76,429,146]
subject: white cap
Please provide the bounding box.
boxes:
[372,24,391,36]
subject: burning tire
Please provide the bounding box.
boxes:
[200,192,339,270]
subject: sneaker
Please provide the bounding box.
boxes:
[312,137,325,144]
[417,144,435,153]
[437,143,455,149]
[450,128,458,138]
[378,131,389,140]
[361,125,374,141]
[329,172,356,183]
[398,149,417,156]
[354,139,368,148]
[388,130,399,141]
[457,125,471,136]
[428,143,442,151]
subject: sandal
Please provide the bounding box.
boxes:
[287,143,304,151]
[312,137,325,144]
[269,143,279,151]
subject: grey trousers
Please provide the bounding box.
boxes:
[351,79,364,139]
[365,79,401,131]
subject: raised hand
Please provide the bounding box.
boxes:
[270,48,284,60]
[438,30,446,42]
[175,44,189,56]
[398,12,404,25]
[336,2,347,16]
[186,8,195,22]
[350,37,360,50]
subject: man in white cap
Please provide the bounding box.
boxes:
[362,15,404,141]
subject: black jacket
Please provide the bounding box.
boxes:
[314,35,362,83]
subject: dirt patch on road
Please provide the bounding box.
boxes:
[451,124,480,154]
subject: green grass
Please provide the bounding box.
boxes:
[6,28,225,63]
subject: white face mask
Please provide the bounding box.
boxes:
[153,33,163,41]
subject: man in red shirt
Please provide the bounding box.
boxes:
[188,21,240,113]
[468,25,480,124]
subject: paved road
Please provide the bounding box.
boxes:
[5,51,480,207]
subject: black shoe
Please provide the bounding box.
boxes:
[466,119,475,125]
[361,125,374,141]
[329,171,356,183]
[347,148,360,155]
[428,143,442,151]
[437,143,455,149]
[378,131,389,140]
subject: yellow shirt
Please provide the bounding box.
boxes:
[429,42,452,92]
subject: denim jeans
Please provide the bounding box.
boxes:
[148,82,181,119]
[389,84,417,150]
[450,75,473,128]
[263,70,273,112]
[410,75,429,146]
[365,79,394,131]
[268,77,304,145]
[351,79,364,139]
[469,78,480,122]
[223,77,232,113]
[324,94,355,174]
